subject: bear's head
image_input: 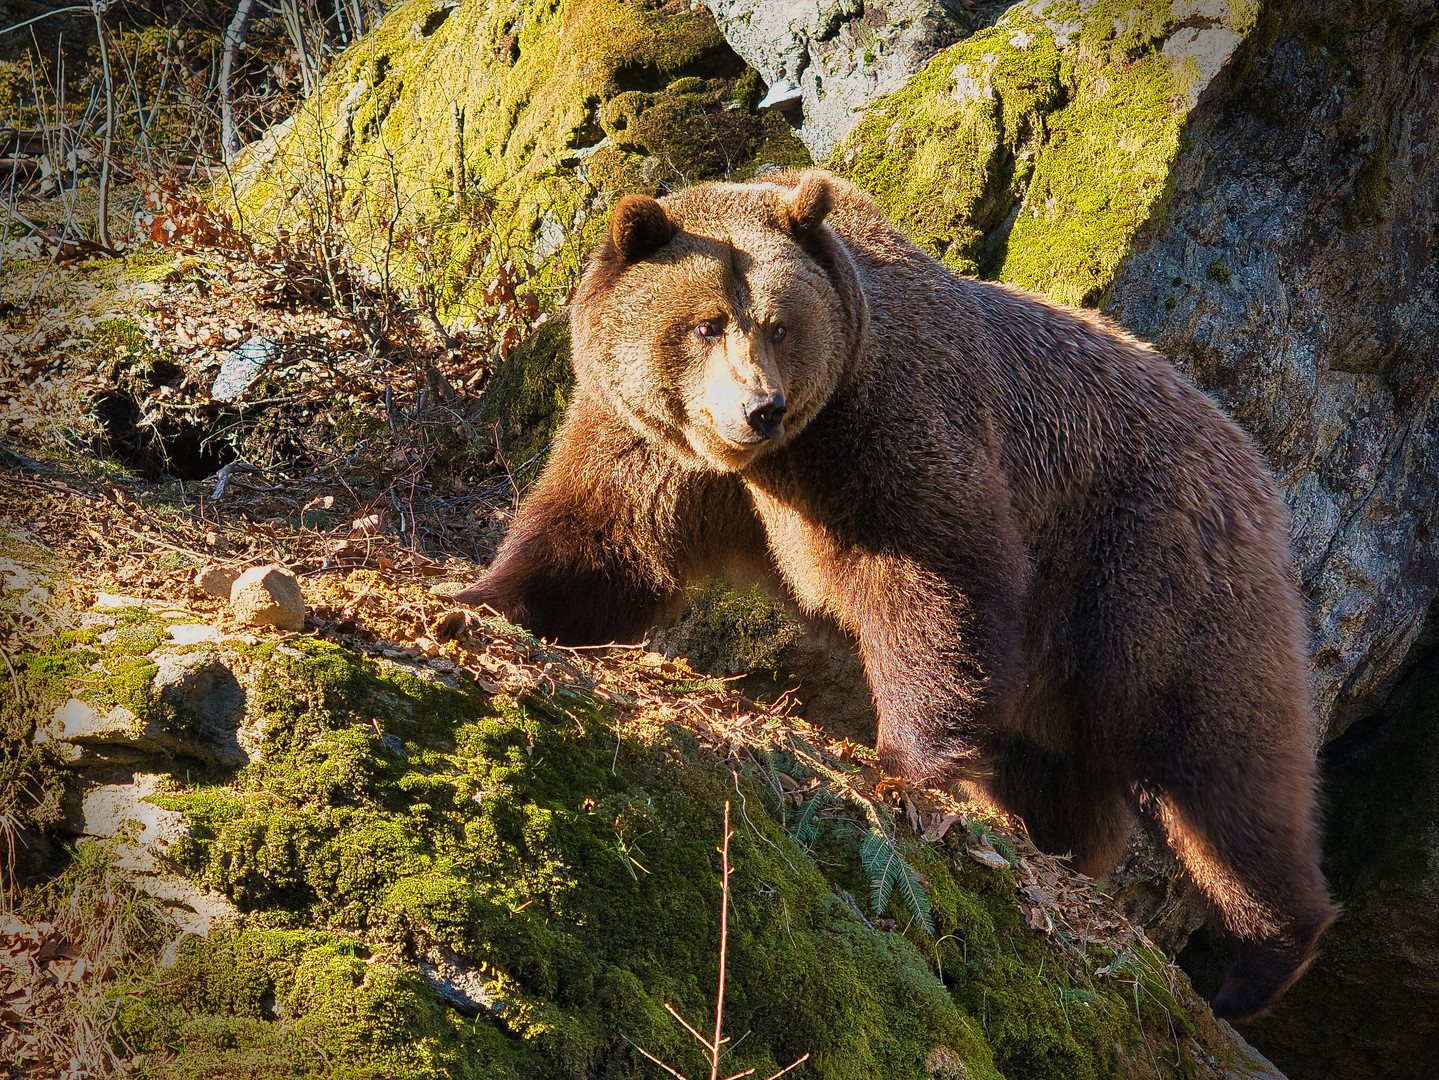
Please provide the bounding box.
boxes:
[570,170,868,471]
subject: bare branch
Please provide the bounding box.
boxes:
[664,1002,716,1054]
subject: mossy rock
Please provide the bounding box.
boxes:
[101,632,1255,1079]
[652,579,803,685]
[477,317,575,468]
[225,0,810,322]
[831,3,1257,307]
[0,536,91,836]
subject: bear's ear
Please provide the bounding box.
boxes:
[609,194,675,263]
[783,171,836,241]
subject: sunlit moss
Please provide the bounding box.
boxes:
[112,630,1225,1078]
[831,7,1202,306]
[225,0,810,322]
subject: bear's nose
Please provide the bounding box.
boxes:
[743,394,787,439]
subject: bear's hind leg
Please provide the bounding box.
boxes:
[988,739,1134,879]
[1143,731,1335,1020]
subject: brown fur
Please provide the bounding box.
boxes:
[448,170,1336,1020]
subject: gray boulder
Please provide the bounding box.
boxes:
[1103,2,1439,1074]
[703,0,972,157]
[40,650,249,769]
[1107,0,1439,742]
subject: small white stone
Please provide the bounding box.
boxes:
[167,623,222,646]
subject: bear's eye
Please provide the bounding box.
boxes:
[771,324,788,343]
[694,320,724,341]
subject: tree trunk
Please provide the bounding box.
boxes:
[92,0,113,248]
[220,0,258,163]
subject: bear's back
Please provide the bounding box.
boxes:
[803,175,1282,545]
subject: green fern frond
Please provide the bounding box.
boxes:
[860,829,897,914]
[789,789,830,849]
[858,827,934,934]
[892,854,934,934]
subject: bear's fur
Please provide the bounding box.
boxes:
[447,170,1335,1020]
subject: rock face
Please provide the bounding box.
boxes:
[701,0,973,157]
[1108,0,1439,741]
[1100,9,1439,1075]
[825,0,1261,304]
[192,563,238,599]
[38,648,251,769]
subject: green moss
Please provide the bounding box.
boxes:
[1227,0,1291,90]
[88,656,164,719]
[476,318,575,468]
[146,640,1001,1077]
[1301,19,1352,80]
[1206,259,1232,285]
[999,54,1185,306]
[130,928,530,1080]
[130,253,213,284]
[835,19,1067,277]
[121,623,1227,1078]
[86,317,160,368]
[654,580,803,684]
[228,0,807,322]
[1068,0,1173,59]
[0,543,86,827]
[831,3,1237,306]
[109,623,166,655]
[2,641,96,743]
[1346,126,1389,228]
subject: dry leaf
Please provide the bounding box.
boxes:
[350,513,382,536]
[922,813,964,843]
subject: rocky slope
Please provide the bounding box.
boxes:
[0,516,1285,1079]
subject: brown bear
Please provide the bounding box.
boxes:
[446,169,1335,1020]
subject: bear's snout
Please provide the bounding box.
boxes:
[743,393,787,440]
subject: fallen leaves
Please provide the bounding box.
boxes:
[0,916,100,1078]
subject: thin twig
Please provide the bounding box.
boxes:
[763,1054,811,1080]
[0,641,20,702]
[625,1037,691,1080]
[0,6,92,38]
[664,1002,714,1054]
[711,800,732,1080]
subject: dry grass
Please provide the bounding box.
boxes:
[2,841,176,1080]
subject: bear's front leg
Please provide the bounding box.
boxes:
[443,395,762,646]
[849,550,1025,787]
